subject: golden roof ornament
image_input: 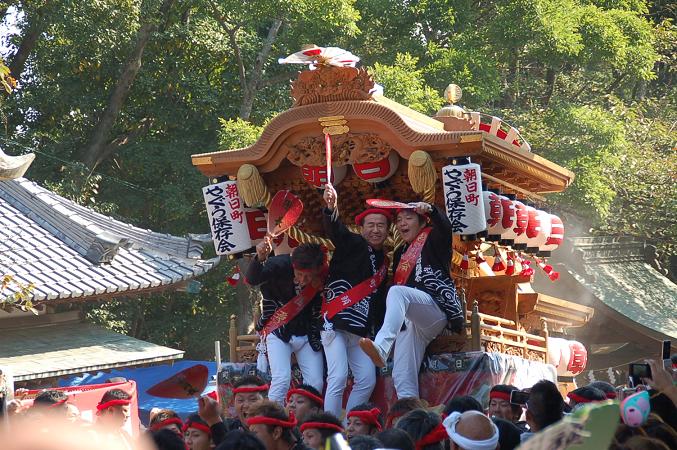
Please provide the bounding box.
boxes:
[436,83,466,119]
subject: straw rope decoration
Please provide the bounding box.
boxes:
[408,150,437,204]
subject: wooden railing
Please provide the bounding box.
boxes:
[227,302,549,364]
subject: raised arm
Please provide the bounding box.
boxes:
[244,237,273,285]
[322,183,356,245]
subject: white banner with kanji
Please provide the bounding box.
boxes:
[442,162,487,235]
[203,181,251,255]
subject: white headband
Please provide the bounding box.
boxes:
[443,412,499,450]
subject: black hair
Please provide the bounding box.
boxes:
[527,379,564,431]
[33,389,68,407]
[395,409,443,450]
[492,418,522,450]
[587,381,616,397]
[294,383,323,409]
[348,435,383,450]
[568,386,606,405]
[99,388,132,404]
[387,397,428,427]
[151,429,185,450]
[233,374,267,389]
[349,402,384,432]
[444,395,483,416]
[300,412,343,441]
[149,409,180,427]
[290,243,325,270]
[375,428,415,450]
[248,400,295,444]
[185,413,210,429]
[215,430,266,450]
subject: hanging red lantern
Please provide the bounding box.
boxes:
[460,252,470,270]
[505,256,515,276]
[301,164,347,188]
[352,151,400,183]
[511,201,529,249]
[492,252,506,272]
[540,214,564,255]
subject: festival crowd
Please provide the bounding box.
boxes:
[4,186,677,450]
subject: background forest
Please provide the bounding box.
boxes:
[0,0,674,358]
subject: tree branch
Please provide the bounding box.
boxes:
[206,0,246,92]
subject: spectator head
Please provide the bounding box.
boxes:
[375,428,415,450]
[246,400,297,450]
[588,381,618,400]
[616,436,671,450]
[151,428,186,450]
[492,418,522,450]
[232,375,268,427]
[396,409,445,450]
[291,244,326,288]
[346,403,383,440]
[525,380,564,432]
[488,385,522,422]
[444,395,483,416]
[443,410,499,450]
[149,409,183,436]
[183,414,213,450]
[286,384,323,422]
[347,435,383,450]
[299,412,343,450]
[215,430,266,450]
[31,390,69,418]
[567,386,607,410]
[386,397,428,428]
[649,389,677,430]
[96,388,132,429]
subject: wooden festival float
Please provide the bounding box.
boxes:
[191,47,594,406]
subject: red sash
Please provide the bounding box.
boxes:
[262,284,320,336]
[321,258,389,320]
[393,227,431,285]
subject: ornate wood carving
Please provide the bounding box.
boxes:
[286,133,393,167]
[291,66,374,106]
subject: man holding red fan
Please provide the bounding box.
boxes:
[245,238,326,404]
[360,202,464,399]
[320,183,391,418]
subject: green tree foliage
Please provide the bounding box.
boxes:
[0,0,673,357]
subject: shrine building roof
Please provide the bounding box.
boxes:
[0,178,220,303]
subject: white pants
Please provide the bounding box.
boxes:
[265,333,325,404]
[323,330,376,418]
[374,285,447,398]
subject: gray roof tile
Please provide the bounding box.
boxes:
[0,178,220,303]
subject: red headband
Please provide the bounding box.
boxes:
[247,413,297,429]
[347,408,382,431]
[232,384,269,395]
[415,423,448,450]
[567,392,594,404]
[489,391,511,402]
[151,417,184,432]
[48,399,68,408]
[183,420,211,435]
[605,392,617,400]
[96,399,132,411]
[300,422,344,433]
[355,208,392,225]
[286,388,324,407]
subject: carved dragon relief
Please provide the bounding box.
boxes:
[286,133,393,167]
[291,66,375,107]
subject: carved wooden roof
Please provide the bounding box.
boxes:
[192,66,574,194]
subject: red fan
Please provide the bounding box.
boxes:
[267,190,304,237]
[366,199,413,209]
[146,364,209,399]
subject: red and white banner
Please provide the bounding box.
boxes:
[17,381,140,437]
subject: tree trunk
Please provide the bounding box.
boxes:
[237,19,283,120]
[8,4,47,81]
[542,68,557,108]
[80,0,174,169]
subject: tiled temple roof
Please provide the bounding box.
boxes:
[0,178,220,302]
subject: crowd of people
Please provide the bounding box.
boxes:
[5,358,677,450]
[4,188,676,450]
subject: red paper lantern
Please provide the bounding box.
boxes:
[540,214,564,253]
[301,164,347,188]
[511,201,529,248]
[352,151,399,183]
